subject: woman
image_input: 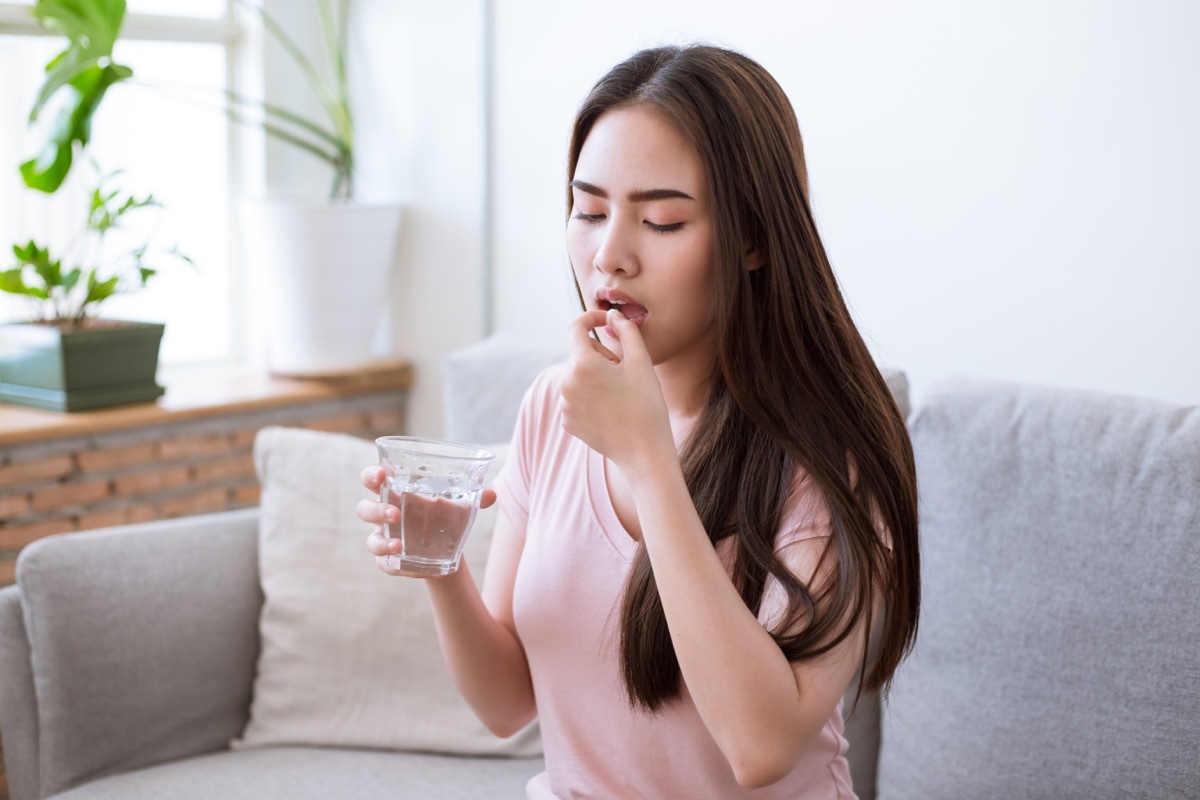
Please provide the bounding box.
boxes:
[361,44,919,799]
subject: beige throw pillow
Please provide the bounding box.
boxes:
[232,426,540,756]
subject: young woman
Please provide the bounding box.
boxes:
[360,44,919,799]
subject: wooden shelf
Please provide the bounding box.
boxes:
[0,358,413,448]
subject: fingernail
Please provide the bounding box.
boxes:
[607,307,623,324]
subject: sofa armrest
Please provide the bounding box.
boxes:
[11,508,263,799]
[0,585,39,800]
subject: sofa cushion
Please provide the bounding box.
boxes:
[49,746,544,799]
[877,378,1200,799]
[233,426,539,756]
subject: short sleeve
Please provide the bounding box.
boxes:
[756,469,834,630]
[775,470,833,550]
[494,366,560,538]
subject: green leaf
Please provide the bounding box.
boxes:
[84,271,119,305]
[138,266,156,285]
[0,268,51,300]
[33,256,64,288]
[12,240,56,274]
[61,266,82,292]
[13,241,42,265]
[21,0,133,192]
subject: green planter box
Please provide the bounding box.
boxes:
[0,321,165,412]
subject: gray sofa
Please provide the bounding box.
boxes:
[1,336,1197,799]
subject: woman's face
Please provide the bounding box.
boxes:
[567,105,717,368]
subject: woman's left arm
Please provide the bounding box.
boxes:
[561,309,870,789]
[630,463,868,789]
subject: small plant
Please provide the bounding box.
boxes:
[3,0,189,330]
[1,163,192,330]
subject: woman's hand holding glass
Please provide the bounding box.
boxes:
[358,465,498,578]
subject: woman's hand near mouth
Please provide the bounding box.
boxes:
[560,308,676,480]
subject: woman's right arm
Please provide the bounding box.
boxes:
[360,466,536,737]
[422,510,536,737]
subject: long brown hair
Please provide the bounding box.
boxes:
[566,45,919,711]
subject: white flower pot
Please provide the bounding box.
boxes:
[240,201,403,375]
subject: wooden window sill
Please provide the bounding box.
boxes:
[0,358,414,448]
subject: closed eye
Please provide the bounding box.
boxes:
[646,221,684,233]
[572,212,605,223]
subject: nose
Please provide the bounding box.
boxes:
[592,220,639,277]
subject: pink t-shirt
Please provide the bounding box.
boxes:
[495,366,856,800]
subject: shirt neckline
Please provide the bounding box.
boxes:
[586,446,639,561]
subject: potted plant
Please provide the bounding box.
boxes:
[0,0,189,412]
[233,0,403,376]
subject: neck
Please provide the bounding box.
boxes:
[654,348,715,443]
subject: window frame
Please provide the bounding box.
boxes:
[0,1,257,369]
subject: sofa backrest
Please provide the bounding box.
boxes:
[877,378,1200,799]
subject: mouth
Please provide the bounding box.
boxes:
[596,288,648,325]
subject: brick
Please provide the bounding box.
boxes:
[113,466,192,496]
[126,503,158,524]
[161,487,229,519]
[0,492,31,519]
[79,503,156,527]
[76,506,137,531]
[231,428,260,450]
[192,454,257,485]
[77,442,158,472]
[160,433,233,460]
[366,408,406,435]
[305,412,368,435]
[231,483,261,506]
[0,516,75,549]
[31,478,111,512]
[0,455,74,488]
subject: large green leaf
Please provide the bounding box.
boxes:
[0,268,50,300]
[19,0,132,193]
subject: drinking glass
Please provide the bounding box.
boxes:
[375,436,495,577]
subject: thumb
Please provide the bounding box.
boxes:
[480,488,498,509]
[606,308,650,363]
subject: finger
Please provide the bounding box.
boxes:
[480,488,497,509]
[568,309,615,358]
[360,465,386,491]
[605,307,650,363]
[366,526,403,556]
[357,497,398,526]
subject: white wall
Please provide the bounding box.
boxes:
[350,0,488,437]
[489,0,1200,407]
[258,1,488,437]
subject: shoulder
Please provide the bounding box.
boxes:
[526,361,568,398]
[775,467,833,550]
[518,362,569,421]
[776,464,894,553]
[509,362,571,456]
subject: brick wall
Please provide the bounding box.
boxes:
[0,391,406,586]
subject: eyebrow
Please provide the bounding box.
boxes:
[570,179,694,203]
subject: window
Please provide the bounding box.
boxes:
[0,2,240,366]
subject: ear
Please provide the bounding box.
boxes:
[743,245,764,272]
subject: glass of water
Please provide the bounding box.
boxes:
[374,436,495,577]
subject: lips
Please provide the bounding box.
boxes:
[595,287,648,325]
